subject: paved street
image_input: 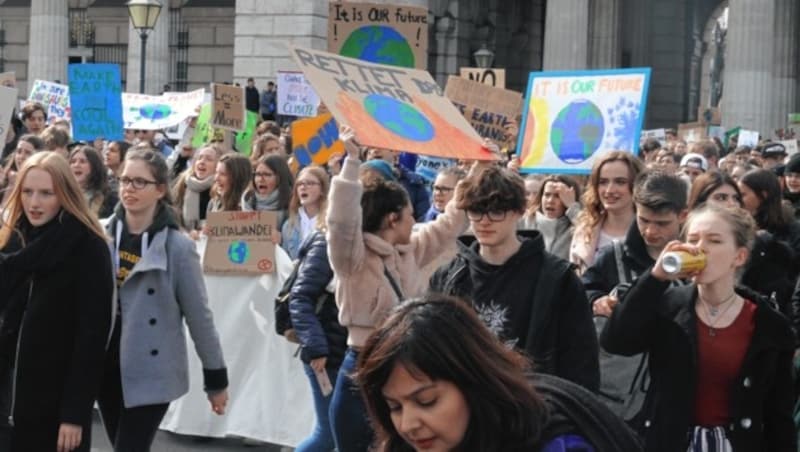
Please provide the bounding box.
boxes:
[89,412,290,452]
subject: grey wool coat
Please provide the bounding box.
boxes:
[108,220,227,408]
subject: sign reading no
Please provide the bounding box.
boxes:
[459,67,506,89]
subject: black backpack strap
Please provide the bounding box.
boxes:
[612,239,630,285]
[383,264,404,301]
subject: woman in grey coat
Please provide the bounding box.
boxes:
[518,175,582,260]
[98,149,228,452]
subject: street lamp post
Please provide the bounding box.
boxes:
[126,0,163,94]
[473,43,495,69]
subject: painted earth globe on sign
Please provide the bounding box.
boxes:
[138,104,172,121]
[340,26,415,68]
[227,240,250,264]
[550,100,605,164]
[363,94,434,142]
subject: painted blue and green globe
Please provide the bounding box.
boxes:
[363,94,434,142]
[227,240,250,265]
[340,26,415,68]
[138,104,172,121]
[550,100,605,164]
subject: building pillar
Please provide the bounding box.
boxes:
[542,0,590,70]
[724,0,776,135]
[126,8,170,94]
[772,0,798,131]
[27,0,69,83]
[589,0,622,69]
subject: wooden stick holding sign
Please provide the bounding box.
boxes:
[203,211,277,275]
[211,83,246,132]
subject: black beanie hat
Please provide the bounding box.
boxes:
[785,154,800,174]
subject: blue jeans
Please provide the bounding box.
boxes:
[295,363,338,452]
[329,348,373,452]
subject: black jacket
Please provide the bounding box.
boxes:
[245,86,260,113]
[0,213,114,450]
[582,222,654,303]
[601,271,796,452]
[288,232,347,370]
[430,231,600,391]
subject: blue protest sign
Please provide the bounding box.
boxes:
[68,63,123,141]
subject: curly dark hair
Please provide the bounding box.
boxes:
[455,165,526,214]
[361,180,410,233]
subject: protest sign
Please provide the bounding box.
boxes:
[203,211,277,275]
[28,80,70,121]
[0,86,18,146]
[780,139,799,156]
[707,125,726,142]
[444,76,522,148]
[291,113,344,167]
[724,126,741,148]
[211,83,245,131]
[737,129,759,147]
[328,1,428,69]
[0,72,15,88]
[235,111,260,156]
[123,89,204,130]
[641,128,667,146]
[192,103,229,148]
[517,68,651,174]
[277,71,320,117]
[68,64,123,141]
[415,155,454,184]
[677,122,707,143]
[697,106,721,125]
[459,67,505,89]
[289,45,491,161]
[789,113,800,126]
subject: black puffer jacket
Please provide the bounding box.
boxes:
[430,231,599,391]
[288,232,347,370]
[601,272,796,452]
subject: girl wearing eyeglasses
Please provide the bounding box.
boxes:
[0,152,114,452]
[281,166,329,259]
[241,154,293,226]
[100,149,228,452]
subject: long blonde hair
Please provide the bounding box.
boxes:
[286,165,330,232]
[0,151,107,248]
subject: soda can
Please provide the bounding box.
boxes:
[661,251,706,275]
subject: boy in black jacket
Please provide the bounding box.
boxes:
[429,165,599,391]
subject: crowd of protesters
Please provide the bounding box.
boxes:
[1,96,800,452]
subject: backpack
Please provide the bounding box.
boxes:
[274,232,334,343]
[533,373,643,452]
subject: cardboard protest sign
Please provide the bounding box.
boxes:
[517,68,651,174]
[290,45,491,161]
[277,71,320,117]
[0,72,16,88]
[459,67,505,89]
[415,155,454,184]
[677,122,707,143]
[444,76,522,148]
[698,106,721,125]
[67,64,123,141]
[291,113,344,167]
[203,211,277,275]
[28,80,70,121]
[328,1,428,69]
[0,86,18,146]
[738,129,759,147]
[780,139,799,156]
[123,89,204,130]
[211,83,245,131]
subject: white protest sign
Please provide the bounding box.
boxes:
[780,139,799,156]
[737,129,759,147]
[641,128,666,145]
[277,71,320,118]
[28,80,70,121]
[122,89,205,130]
[0,86,19,145]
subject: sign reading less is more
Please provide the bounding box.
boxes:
[460,68,506,89]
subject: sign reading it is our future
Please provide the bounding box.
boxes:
[328,2,429,69]
[517,68,651,174]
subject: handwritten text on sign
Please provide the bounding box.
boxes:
[203,211,277,275]
[68,64,124,141]
[28,80,71,121]
[211,83,246,131]
[277,71,320,117]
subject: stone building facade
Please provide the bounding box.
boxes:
[0,0,798,135]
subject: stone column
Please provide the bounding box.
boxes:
[724,0,776,135]
[589,0,622,69]
[126,8,170,94]
[27,0,69,83]
[542,0,590,70]
[772,0,798,131]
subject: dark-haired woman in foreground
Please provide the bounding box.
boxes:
[357,295,641,452]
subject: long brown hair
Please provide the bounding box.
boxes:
[575,151,643,244]
[212,153,251,211]
[527,175,581,218]
[286,165,330,231]
[357,295,547,452]
[0,152,107,248]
